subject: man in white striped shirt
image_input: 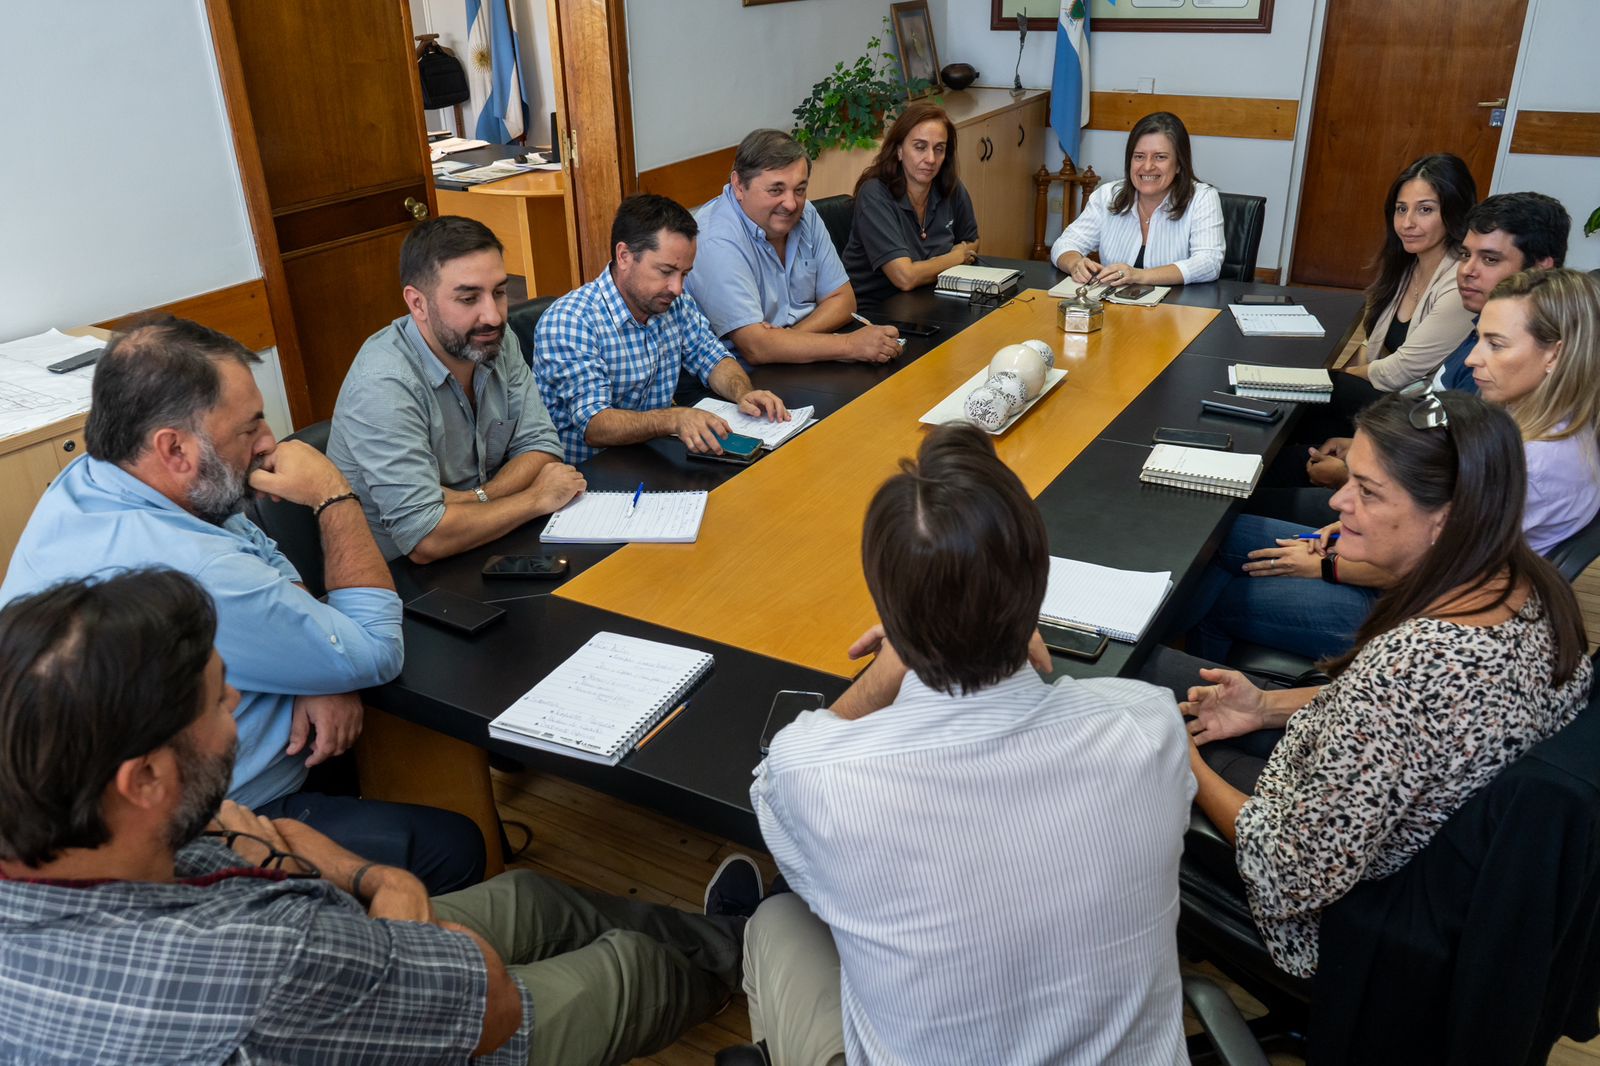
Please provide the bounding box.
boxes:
[747,423,1195,1065]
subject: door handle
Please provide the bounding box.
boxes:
[1017,123,1025,147]
[404,196,428,221]
[983,136,994,161]
[1476,98,1507,107]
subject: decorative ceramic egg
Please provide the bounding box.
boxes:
[1020,338,1056,368]
[987,343,1048,399]
[987,370,1030,409]
[963,383,1011,431]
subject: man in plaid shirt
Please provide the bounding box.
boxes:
[0,569,745,1065]
[534,193,791,464]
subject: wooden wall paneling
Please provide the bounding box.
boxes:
[1087,92,1298,141]
[96,279,276,352]
[203,0,314,427]
[1509,111,1600,157]
[637,146,738,211]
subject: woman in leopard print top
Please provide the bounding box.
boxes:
[1181,391,1591,977]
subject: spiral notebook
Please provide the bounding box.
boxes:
[1041,557,1173,643]
[1229,364,1334,404]
[1139,443,1263,499]
[540,491,707,544]
[488,632,714,765]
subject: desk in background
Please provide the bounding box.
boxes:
[433,144,574,297]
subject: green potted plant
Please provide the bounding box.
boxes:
[1586,205,1598,238]
[791,21,934,158]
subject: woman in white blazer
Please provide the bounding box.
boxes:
[1346,153,1478,392]
[1051,111,1223,287]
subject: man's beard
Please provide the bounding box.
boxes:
[188,435,256,525]
[429,299,503,365]
[166,732,238,852]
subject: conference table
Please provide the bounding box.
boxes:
[363,258,1363,857]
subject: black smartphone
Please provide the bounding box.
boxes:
[1111,283,1155,300]
[1153,427,1233,450]
[1202,392,1283,422]
[686,432,762,465]
[1237,293,1296,306]
[880,319,941,337]
[482,553,569,579]
[760,689,826,753]
[1037,622,1108,662]
[47,346,104,374]
[404,589,506,635]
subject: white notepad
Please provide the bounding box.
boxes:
[540,491,707,544]
[488,632,713,765]
[1229,363,1334,404]
[692,398,815,449]
[1041,557,1173,643]
[1140,444,1264,499]
[1227,304,1325,337]
[1045,278,1171,306]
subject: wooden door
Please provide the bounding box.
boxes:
[547,0,636,282]
[1289,0,1527,288]
[210,0,434,423]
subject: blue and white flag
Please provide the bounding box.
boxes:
[466,0,526,142]
[1050,0,1092,164]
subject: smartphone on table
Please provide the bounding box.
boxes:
[1152,427,1233,450]
[1037,622,1108,662]
[687,432,763,465]
[482,553,569,579]
[760,690,826,753]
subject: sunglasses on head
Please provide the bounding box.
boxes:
[1409,392,1450,432]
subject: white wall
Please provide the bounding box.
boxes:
[1492,0,1600,270]
[0,0,291,436]
[626,0,914,172]
[938,0,1320,273]
[410,0,557,143]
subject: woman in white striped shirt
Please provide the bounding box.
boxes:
[1051,111,1224,287]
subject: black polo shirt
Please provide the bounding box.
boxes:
[842,176,980,303]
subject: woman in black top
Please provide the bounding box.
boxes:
[842,101,979,303]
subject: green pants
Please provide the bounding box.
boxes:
[433,869,743,1066]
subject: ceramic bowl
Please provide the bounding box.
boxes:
[940,63,978,91]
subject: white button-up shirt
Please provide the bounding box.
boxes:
[1052,179,1225,283]
[752,666,1195,1066]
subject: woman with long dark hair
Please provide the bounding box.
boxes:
[1051,111,1223,287]
[1345,153,1478,392]
[841,102,979,301]
[1169,390,1591,978]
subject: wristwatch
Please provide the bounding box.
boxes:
[1321,556,1339,584]
[474,487,490,504]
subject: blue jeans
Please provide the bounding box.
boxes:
[1174,514,1379,664]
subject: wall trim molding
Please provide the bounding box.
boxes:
[1087,92,1299,141]
[1508,110,1600,157]
[95,278,275,350]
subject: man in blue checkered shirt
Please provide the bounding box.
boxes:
[0,570,745,1065]
[534,193,790,463]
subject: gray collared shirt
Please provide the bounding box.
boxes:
[329,316,562,560]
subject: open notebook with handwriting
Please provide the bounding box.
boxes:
[488,632,713,765]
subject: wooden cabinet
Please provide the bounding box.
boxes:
[807,88,1050,260]
[0,417,87,574]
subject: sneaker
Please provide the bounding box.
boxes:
[705,852,763,919]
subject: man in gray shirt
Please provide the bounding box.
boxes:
[329,217,585,563]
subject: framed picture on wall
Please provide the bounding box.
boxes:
[990,0,1273,33]
[891,1,941,96]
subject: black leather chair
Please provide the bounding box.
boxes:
[507,296,558,369]
[1218,192,1267,283]
[244,419,331,598]
[812,194,855,258]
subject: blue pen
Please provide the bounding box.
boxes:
[1297,533,1340,544]
[627,481,644,517]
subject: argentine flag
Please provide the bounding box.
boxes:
[466,0,526,143]
[1050,0,1092,164]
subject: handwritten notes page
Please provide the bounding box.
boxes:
[488,632,714,764]
[692,398,814,449]
[540,491,707,544]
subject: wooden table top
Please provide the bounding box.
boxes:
[556,291,1217,678]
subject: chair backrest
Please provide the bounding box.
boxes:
[245,420,332,597]
[1218,192,1267,283]
[507,296,558,369]
[1545,505,1600,582]
[811,194,854,257]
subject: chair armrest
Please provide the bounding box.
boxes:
[1183,975,1271,1066]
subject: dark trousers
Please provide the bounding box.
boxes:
[257,790,487,895]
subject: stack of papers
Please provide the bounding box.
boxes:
[540,491,708,544]
[428,136,490,160]
[449,160,539,185]
[0,329,100,438]
[1140,444,1263,499]
[692,398,814,450]
[1040,557,1173,643]
[1229,364,1334,403]
[1228,304,1325,337]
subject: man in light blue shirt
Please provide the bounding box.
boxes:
[687,129,900,366]
[535,193,790,464]
[0,317,484,893]
[329,217,584,562]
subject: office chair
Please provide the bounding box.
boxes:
[1218,193,1267,283]
[245,419,331,598]
[811,194,855,258]
[1179,652,1600,1064]
[507,296,559,369]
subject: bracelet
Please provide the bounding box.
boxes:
[350,861,378,900]
[312,491,359,518]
